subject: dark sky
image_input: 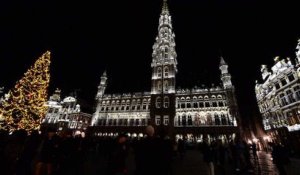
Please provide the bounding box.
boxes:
[0,0,299,124]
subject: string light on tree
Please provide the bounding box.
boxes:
[0,51,51,132]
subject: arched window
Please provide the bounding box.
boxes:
[206,114,212,125]
[182,114,187,126]
[188,115,193,126]
[157,81,162,91]
[178,116,181,126]
[157,67,162,77]
[142,99,147,110]
[164,66,169,77]
[214,114,220,125]
[131,100,136,110]
[124,119,128,126]
[135,119,140,126]
[164,96,169,108]
[156,96,161,108]
[164,48,168,59]
[221,114,227,125]
[164,80,169,92]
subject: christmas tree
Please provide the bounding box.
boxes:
[0,51,51,132]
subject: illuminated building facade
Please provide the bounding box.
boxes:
[90,0,240,141]
[42,88,92,134]
[255,39,300,137]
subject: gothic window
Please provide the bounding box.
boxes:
[135,119,140,126]
[118,119,123,126]
[199,102,204,108]
[218,101,224,107]
[181,103,186,108]
[182,114,186,126]
[205,102,210,107]
[142,119,146,126]
[212,102,217,107]
[221,114,227,125]
[288,74,295,82]
[131,100,136,110]
[157,67,162,77]
[155,116,161,125]
[214,114,220,125]
[163,115,169,126]
[157,81,162,91]
[164,96,169,108]
[194,113,200,126]
[108,119,112,126]
[164,48,168,59]
[188,115,193,126]
[156,96,162,108]
[187,103,191,108]
[164,66,169,77]
[142,99,147,110]
[164,80,169,92]
[132,105,136,110]
[206,114,212,125]
[193,102,198,108]
[178,116,181,126]
[99,119,104,126]
[128,119,133,126]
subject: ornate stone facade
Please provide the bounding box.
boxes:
[255,40,300,134]
[42,88,92,134]
[90,0,240,141]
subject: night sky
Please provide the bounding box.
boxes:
[1,0,300,126]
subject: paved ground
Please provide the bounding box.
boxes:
[82,149,300,175]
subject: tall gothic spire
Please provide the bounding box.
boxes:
[151,0,177,94]
[151,0,177,69]
[162,0,169,15]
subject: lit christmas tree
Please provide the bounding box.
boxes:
[0,51,51,132]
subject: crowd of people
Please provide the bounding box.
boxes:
[0,126,291,175]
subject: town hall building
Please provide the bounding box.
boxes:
[89,0,240,142]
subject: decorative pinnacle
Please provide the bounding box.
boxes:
[102,70,107,77]
[162,0,169,15]
[220,56,227,66]
[274,56,280,63]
